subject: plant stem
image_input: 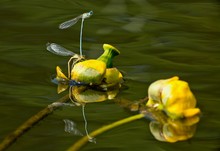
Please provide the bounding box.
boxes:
[67,113,145,151]
[0,94,69,151]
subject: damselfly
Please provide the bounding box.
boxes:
[59,11,93,57]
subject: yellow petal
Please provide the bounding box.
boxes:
[57,84,68,94]
[104,68,123,84]
[161,80,197,118]
[56,66,68,80]
[183,108,201,117]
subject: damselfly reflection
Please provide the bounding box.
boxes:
[63,116,96,143]
[63,119,83,136]
[59,11,93,57]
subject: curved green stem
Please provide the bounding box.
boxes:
[67,113,145,151]
[0,94,69,151]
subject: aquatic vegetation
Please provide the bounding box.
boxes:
[54,43,123,95]
[47,11,124,143]
[147,76,201,119]
[47,11,201,146]
[70,44,123,86]
[66,77,201,150]
[47,10,123,95]
[0,10,203,151]
[145,76,201,142]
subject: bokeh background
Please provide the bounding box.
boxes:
[0,0,219,151]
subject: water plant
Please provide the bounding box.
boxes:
[0,11,201,151]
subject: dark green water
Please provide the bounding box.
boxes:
[0,0,220,151]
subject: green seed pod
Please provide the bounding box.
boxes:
[97,44,120,68]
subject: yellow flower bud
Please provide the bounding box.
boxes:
[147,76,200,119]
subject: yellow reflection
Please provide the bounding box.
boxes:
[70,85,120,104]
[149,113,200,143]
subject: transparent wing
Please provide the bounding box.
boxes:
[59,15,82,29]
[46,42,75,56]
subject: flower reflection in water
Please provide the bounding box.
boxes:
[55,75,201,145]
[149,114,200,143]
[70,85,120,105]
[145,76,201,142]
[58,83,120,143]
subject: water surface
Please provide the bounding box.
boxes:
[0,0,220,151]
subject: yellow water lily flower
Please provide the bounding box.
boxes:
[55,44,123,93]
[147,76,200,119]
[71,44,122,87]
